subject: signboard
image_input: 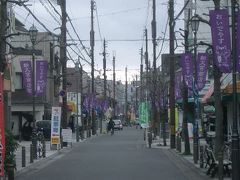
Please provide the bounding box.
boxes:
[20,61,32,95]
[51,107,61,145]
[210,9,231,73]
[0,75,5,177]
[36,60,48,96]
[139,102,150,128]
[67,92,78,114]
[62,129,73,142]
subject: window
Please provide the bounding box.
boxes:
[15,73,23,89]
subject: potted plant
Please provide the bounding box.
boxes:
[4,129,19,180]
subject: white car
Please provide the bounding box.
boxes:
[113,119,123,130]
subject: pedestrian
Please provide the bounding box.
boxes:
[108,118,115,135]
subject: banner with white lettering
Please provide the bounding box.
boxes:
[20,61,32,95]
[181,53,193,90]
[36,60,48,96]
[210,9,231,73]
[197,53,209,91]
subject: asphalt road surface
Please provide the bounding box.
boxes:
[16,127,208,180]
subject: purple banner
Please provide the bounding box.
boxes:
[237,12,240,72]
[181,53,193,90]
[36,60,48,96]
[210,9,231,73]
[197,53,209,91]
[175,71,182,100]
[20,61,32,95]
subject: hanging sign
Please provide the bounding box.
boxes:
[139,102,150,128]
[175,71,182,100]
[20,61,32,95]
[36,60,48,96]
[210,9,231,73]
[181,53,193,90]
[196,53,209,91]
[0,75,5,176]
[237,12,240,72]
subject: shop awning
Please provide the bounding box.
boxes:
[222,81,240,94]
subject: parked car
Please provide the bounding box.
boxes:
[113,119,123,130]
[36,120,51,140]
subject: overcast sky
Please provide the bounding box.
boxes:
[14,0,184,81]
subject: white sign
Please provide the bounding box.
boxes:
[51,107,61,145]
[62,128,73,142]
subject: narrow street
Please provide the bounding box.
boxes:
[16,128,208,180]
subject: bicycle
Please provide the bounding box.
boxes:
[36,129,45,158]
[110,128,114,136]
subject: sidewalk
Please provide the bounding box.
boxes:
[14,132,90,175]
[150,137,231,180]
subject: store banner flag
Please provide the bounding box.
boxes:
[181,53,193,90]
[20,61,32,95]
[0,75,5,176]
[237,12,240,72]
[139,102,149,128]
[210,9,231,73]
[175,71,182,100]
[36,60,48,96]
[197,53,209,91]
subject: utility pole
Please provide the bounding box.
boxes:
[152,0,158,136]
[135,75,138,116]
[59,0,68,129]
[90,0,96,135]
[169,0,175,149]
[102,39,106,133]
[103,39,107,100]
[144,28,149,99]
[0,0,7,74]
[113,53,116,117]
[230,0,240,179]
[182,9,191,155]
[0,0,10,131]
[140,48,143,102]
[125,67,128,125]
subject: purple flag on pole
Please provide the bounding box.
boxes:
[181,53,193,90]
[210,9,231,73]
[20,61,32,96]
[237,12,240,72]
[197,53,209,91]
[36,60,48,96]
[175,71,182,100]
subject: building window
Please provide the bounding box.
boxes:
[15,73,23,89]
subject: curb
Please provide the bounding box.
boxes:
[15,146,73,178]
[15,133,101,177]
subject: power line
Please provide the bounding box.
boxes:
[95,4,103,43]
[19,0,55,34]
[39,0,61,25]
[46,0,62,18]
[67,15,91,58]
[156,17,169,61]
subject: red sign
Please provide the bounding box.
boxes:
[0,74,5,176]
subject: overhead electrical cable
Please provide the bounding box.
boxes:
[95,4,103,43]
[39,0,61,25]
[67,15,91,58]
[156,17,169,60]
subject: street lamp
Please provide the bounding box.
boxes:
[191,15,200,164]
[29,24,38,159]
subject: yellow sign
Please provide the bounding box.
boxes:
[51,137,60,144]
